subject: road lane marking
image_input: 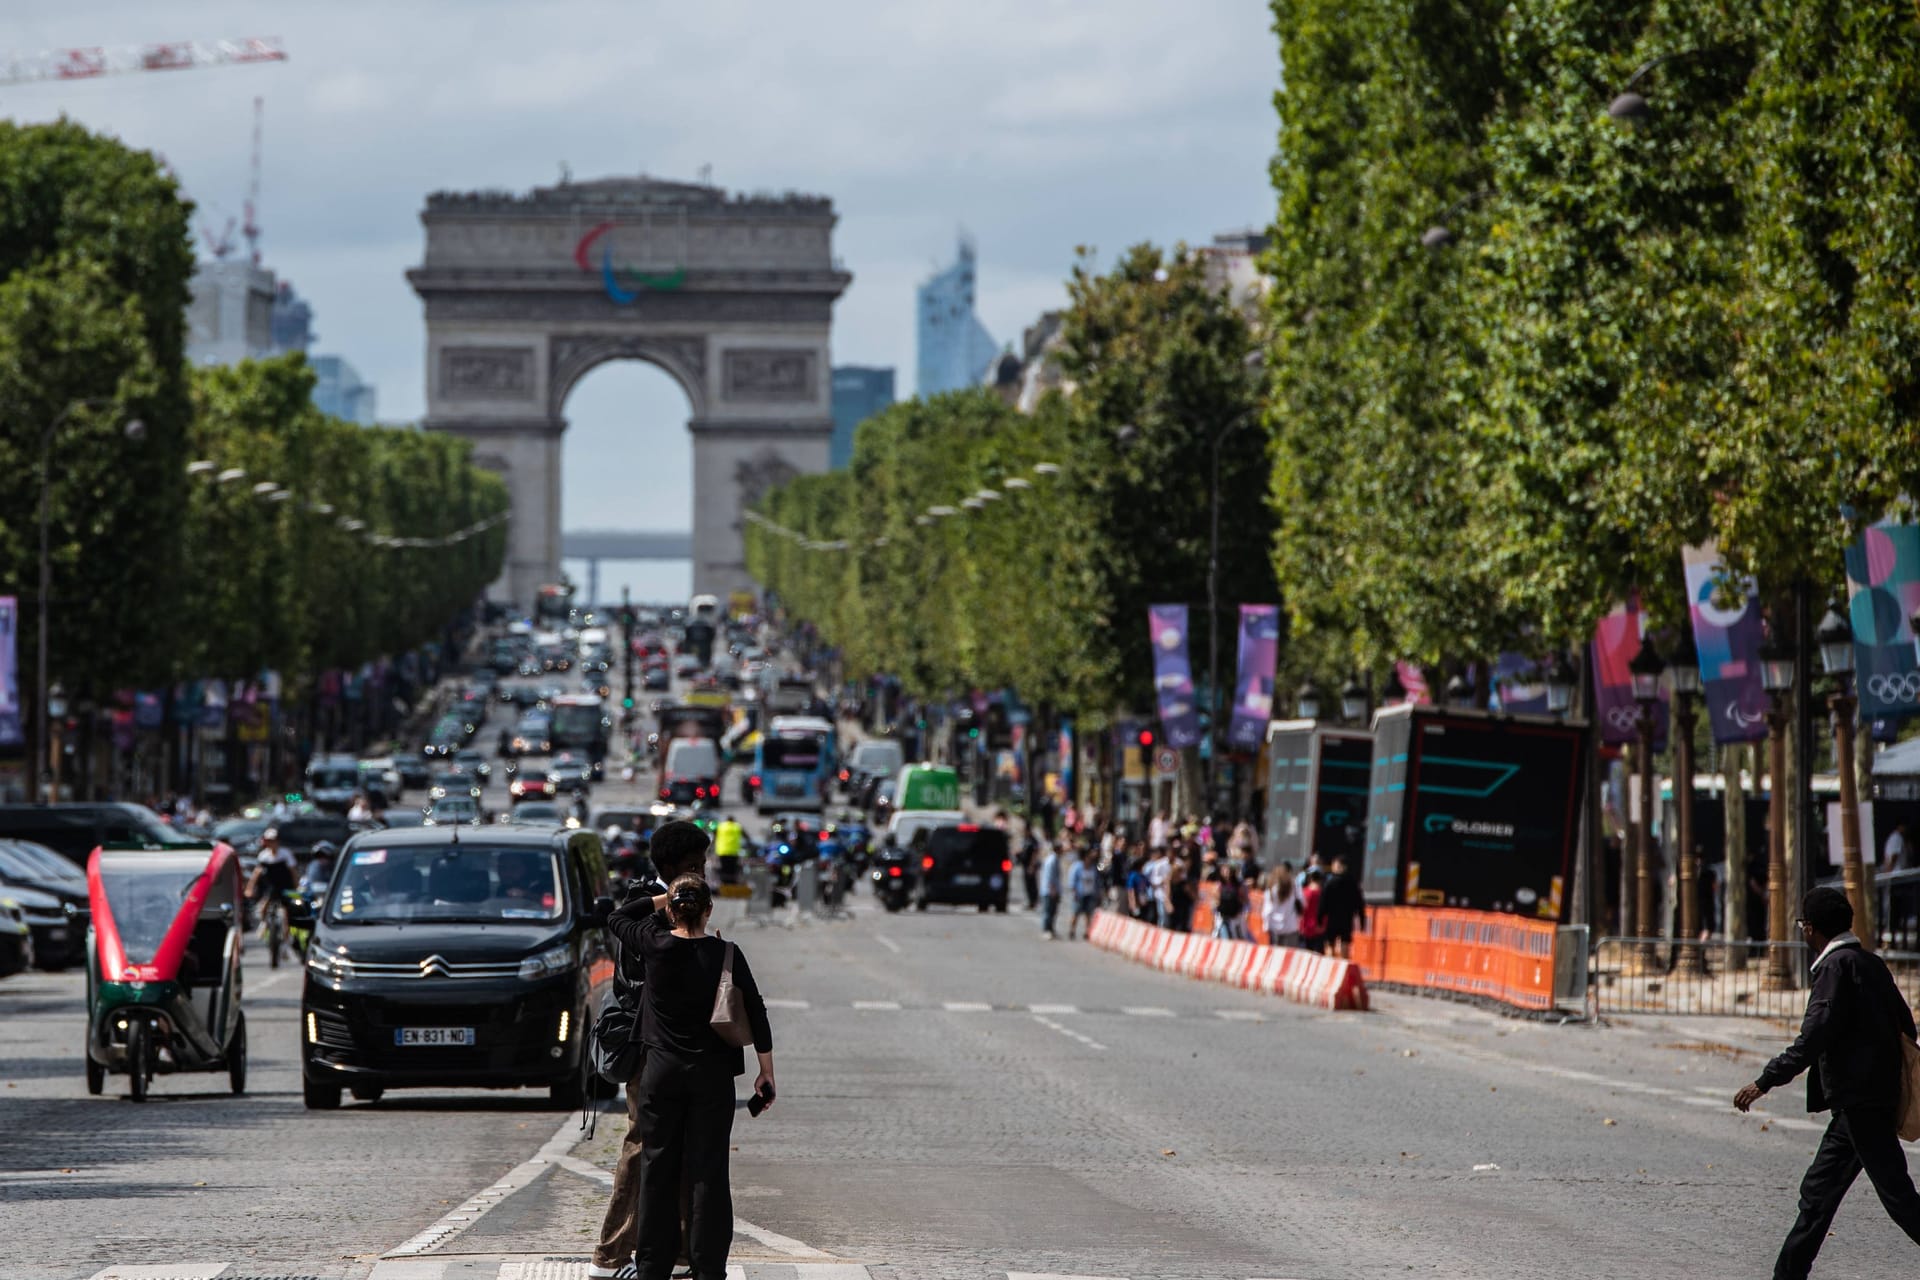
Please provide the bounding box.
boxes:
[1027,1002,1078,1014]
[384,1112,583,1256]
[872,932,903,954]
[943,1001,992,1012]
[86,1267,228,1280]
[1215,1009,1265,1021]
[852,1000,901,1010]
[1121,1006,1175,1018]
[764,998,811,1010]
[1032,1013,1106,1051]
[248,970,295,994]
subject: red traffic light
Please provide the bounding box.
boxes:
[1137,729,1155,747]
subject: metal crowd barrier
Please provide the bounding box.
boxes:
[1588,937,1812,1018]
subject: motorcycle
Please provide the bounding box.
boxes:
[83,841,248,1101]
[870,843,914,913]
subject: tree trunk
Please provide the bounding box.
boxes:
[1724,744,1748,971]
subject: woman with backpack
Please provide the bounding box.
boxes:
[1261,864,1304,948]
[1298,866,1328,953]
[605,871,775,1280]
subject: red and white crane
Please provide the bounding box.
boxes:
[0,36,286,88]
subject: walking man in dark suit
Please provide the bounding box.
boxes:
[1734,886,1920,1278]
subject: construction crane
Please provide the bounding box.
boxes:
[243,96,264,263]
[0,36,286,88]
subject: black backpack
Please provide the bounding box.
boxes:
[589,883,659,1084]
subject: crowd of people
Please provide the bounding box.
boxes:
[1007,808,1367,955]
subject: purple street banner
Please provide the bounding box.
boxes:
[1492,652,1549,715]
[1147,604,1204,749]
[1681,544,1769,744]
[0,596,19,749]
[1843,520,1920,723]
[1591,597,1668,748]
[1228,605,1280,749]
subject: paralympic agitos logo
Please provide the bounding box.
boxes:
[574,222,687,305]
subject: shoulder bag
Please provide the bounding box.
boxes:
[1898,1036,1920,1142]
[710,940,757,1049]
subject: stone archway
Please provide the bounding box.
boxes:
[407,176,851,605]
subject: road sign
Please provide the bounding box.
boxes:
[1153,746,1179,778]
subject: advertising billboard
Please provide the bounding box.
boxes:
[1366,706,1587,922]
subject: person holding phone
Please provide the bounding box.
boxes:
[607,867,774,1280]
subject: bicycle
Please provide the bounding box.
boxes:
[252,888,289,969]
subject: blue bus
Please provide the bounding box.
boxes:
[753,716,836,813]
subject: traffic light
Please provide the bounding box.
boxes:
[1137,728,1155,772]
[967,726,980,740]
[622,695,635,710]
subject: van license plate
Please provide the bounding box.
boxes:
[951,874,981,886]
[396,1027,473,1047]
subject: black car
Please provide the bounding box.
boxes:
[912,823,1011,912]
[297,826,615,1109]
[393,753,433,790]
[0,803,198,867]
[0,841,86,966]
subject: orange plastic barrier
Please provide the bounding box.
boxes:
[1087,908,1368,1011]
[1348,906,1557,1011]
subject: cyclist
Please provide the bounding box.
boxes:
[246,828,298,934]
[299,841,339,896]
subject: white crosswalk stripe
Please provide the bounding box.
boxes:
[1026,1002,1078,1014]
[86,1264,1310,1280]
[1215,1008,1266,1021]
[85,1267,229,1280]
[1120,1005,1175,1017]
[851,999,901,1010]
[943,1000,993,1011]
[763,997,811,1010]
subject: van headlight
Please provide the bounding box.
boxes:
[307,940,351,980]
[518,944,571,981]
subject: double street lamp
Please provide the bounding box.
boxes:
[1666,630,1704,975]
[1627,637,1665,958]
[1816,600,1871,946]
[36,401,144,804]
[1759,627,1797,986]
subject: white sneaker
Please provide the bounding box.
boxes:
[586,1263,636,1279]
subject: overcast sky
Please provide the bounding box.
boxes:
[5,2,1279,596]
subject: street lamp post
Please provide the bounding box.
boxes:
[1295,681,1321,722]
[36,401,143,803]
[1817,601,1870,947]
[1544,653,1577,718]
[1628,637,1666,961]
[1759,629,1797,987]
[1340,675,1369,725]
[1667,629,1704,975]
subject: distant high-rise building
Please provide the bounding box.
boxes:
[311,355,378,424]
[186,260,277,366]
[830,366,896,468]
[915,236,998,396]
[271,281,314,354]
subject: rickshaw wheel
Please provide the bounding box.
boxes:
[127,1022,151,1102]
[228,1012,247,1096]
[85,1048,104,1096]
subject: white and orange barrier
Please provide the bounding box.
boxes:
[1086,909,1369,1011]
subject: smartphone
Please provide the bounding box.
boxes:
[747,1081,775,1117]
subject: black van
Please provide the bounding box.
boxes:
[913,823,1012,913]
[296,825,615,1110]
[0,803,198,867]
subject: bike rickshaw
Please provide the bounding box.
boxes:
[84,841,247,1101]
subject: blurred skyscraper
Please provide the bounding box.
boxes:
[830,366,896,468]
[915,236,997,396]
[312,355,378,424]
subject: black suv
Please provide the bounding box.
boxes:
[297,826,615,1109]
[912,823,1012,912]
[0,803,198,867]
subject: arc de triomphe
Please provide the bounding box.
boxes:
[408,176,851,605]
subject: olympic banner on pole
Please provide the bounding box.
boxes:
[0,596,19,749]
[1147,604,1204,749]
[1681,544,1769,744]
[1228,605,1279,749]
[1843,520,1920,723]
[1591,597,1667,748]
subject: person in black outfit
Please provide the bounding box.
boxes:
[1319,854,1367,959]
[590,822,704,1279]
[1735,886,1920,1278]
[608,871,774,1280]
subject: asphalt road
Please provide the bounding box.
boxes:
[6,671,1920,1279]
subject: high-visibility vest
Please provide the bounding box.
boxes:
[715,821,744,857]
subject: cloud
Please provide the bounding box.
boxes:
[5,0,1278,530]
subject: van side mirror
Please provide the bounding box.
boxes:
[591,895,615,926]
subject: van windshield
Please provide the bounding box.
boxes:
[761,738,821,771]
[326,845,564,924]
[851,741,903,775]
